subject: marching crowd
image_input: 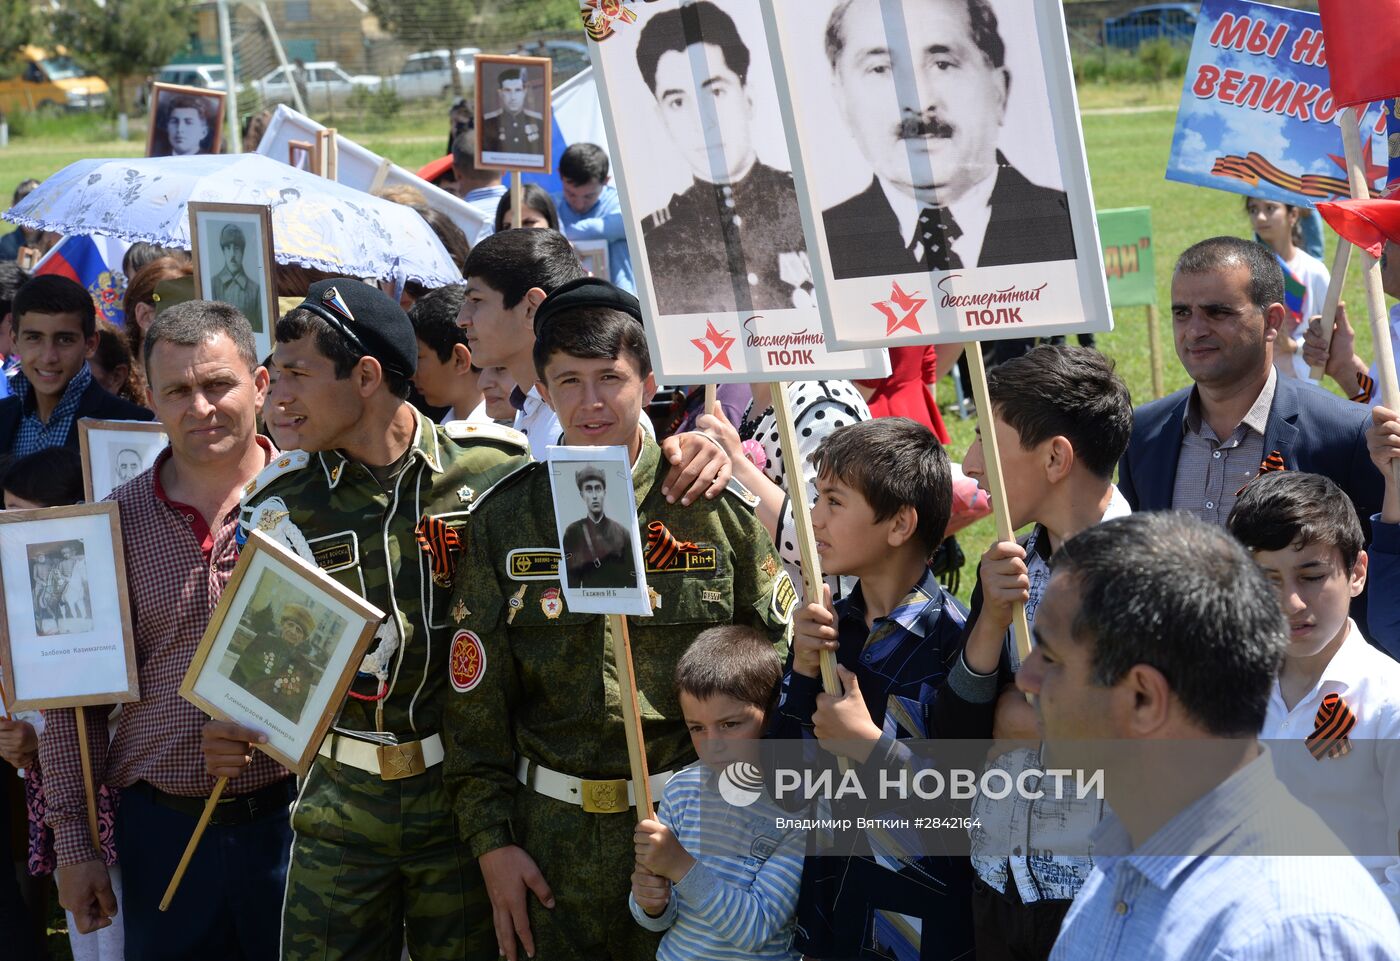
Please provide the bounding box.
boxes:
[1,115,1400,961]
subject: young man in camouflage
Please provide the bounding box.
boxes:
[202,279,533,961]
[443,278,796,961]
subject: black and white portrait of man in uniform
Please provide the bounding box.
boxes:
[634,0,813,316]
[821,0,1077,279]
[480,67,545,163]
[560,464,635,589]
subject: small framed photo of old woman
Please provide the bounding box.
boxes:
[179,531,384,774]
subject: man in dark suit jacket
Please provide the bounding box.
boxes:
[0,275,152,458]
[1118,236,1382,530]
[822,0,1078,280]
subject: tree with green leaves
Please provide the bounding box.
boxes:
[0,0,44,81]
[50,0,194,114]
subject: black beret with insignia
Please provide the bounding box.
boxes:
[532,276,643,336]
[298,278,419,378]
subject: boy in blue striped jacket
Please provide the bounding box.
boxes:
[629,626,804,960]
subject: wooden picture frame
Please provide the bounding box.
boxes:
[473,54,553,173]
[77,419,170,503]
[188,201,277,362]
[288,139,318,172]
[179,531,384,775]
[147,82,227,158]
[0,503,139,711]
[573,239,610,282]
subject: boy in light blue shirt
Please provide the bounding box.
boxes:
[554,143,635,293]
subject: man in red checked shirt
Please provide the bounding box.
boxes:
[39,301,294,961]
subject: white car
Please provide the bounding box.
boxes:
[256,61,381,110]
[390,48,478,100]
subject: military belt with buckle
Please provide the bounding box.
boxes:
[514,757,673,814]
[318,732,444,781]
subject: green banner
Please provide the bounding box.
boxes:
[1096,207,1155,308]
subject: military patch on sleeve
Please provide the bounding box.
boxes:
[306,530,358,573]
[645,544,718,574]
[449,630,486,693]
[726,476,761,509]
[770,572,797,625]
[508,548,562,581]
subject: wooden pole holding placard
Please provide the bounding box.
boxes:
[769,383,841,697]
[73,710,103,858]
[703,384,717,417]
[1146,304,1165,400]
[965,343,1033,667]
[510,172,524,230]
[1309,105,1368,382]
[159,776,227,911]
[324,128,339,181]
[608,614,654,821]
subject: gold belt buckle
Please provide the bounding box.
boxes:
[377,740,426,781]
[580,777,629,814]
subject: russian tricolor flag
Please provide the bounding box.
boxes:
[520,67,609,195]
[33,234,130,327]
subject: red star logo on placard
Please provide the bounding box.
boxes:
[1328,138,1389,188]
[873,281,926,335]
[691,320,736,371]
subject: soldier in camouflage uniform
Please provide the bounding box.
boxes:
[443,278,796,961]
[207,279,531,961]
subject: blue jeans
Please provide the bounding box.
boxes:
[116,779,295,961]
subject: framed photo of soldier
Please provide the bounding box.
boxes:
[545,446,650,617]
[580,0,889,384]
[474,54,553,172]
[760,0,1112,348]
[180,531,384,775]
[147,82,226,158]
[78,419,170,503]
[0,503,139,712]
[188,201,277,361]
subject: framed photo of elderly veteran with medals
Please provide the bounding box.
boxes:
[546,445,650,617]
[180,531,384,774]
[474,54,553,172]
[189,201,278,362]
[760,0,1111,349]
[580,0,889,384]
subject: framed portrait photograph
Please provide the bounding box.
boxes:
[288,139,317,172]
[474,54,553,173]
[188,201,277,361]
[78,419,170,503]
[573,239,610,281]
[760,0,1111,348]
[580,0,888,384]
[545,445,650,616]
[147,82,226,158]
[0,503,138,712]
[180,531,384,774]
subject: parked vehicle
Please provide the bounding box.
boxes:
[153,63,227,92]
[508,39,591,85]
[255,61,381,111]
[391,48,479,100]
[1102,3,1200,49]
[0,45,108,114]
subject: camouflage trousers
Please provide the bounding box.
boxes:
[515,789,663,961]
[282,755,494,961]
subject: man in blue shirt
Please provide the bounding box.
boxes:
[554,143,634,293]
[1018,512,1400,960]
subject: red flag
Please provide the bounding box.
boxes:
[1316,198,1400,257]
[1318,0,1400,107]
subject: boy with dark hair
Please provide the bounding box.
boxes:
[0,275,152,457]
[555,143,634,292]
[630,624,803,960]
[1,446,84,509]
[770,415,976,961]
[1228,471,1400,912]
[444,277,793,961]
[409,284,489,424]
[0,261,27,398]
[950,344,1131,959]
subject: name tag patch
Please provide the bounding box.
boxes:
[508,549,562,581]
[646,544,718,574]
[308,531,358,573]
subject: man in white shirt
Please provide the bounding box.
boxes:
[1228,470,1400,912]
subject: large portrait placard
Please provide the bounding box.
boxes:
[546,446,651,617]
[180,531,384,774]
[762,0,1112,348]
[581,0,889,383]
[0,503,138,711]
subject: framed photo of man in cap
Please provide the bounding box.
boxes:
[189,201,278,361]
[147,83,226,158]
[180,531,385,775]
[545,445,650,616]
[473,54,553,172]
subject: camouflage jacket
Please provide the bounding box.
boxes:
[443,435,794,857]
[239,411,530,740]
